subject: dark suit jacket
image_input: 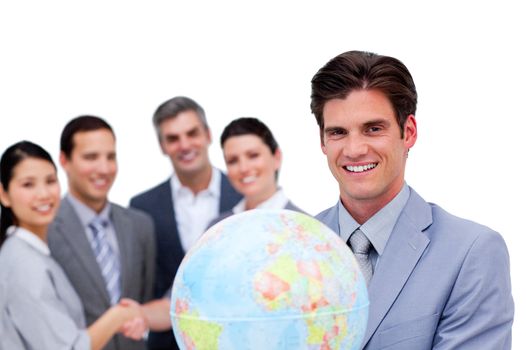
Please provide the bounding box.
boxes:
[48,198,156,350]
[316,187,513,349]
[130,173,241,350]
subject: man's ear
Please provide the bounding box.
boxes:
[318,126,327,154]
[159,141,168,155]
[59,151,71,170]
[403,114,417,149]
[206,128,212,145]
[321,135,327,155]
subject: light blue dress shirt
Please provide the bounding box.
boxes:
[66,193,120,258]
[337,183,410,268]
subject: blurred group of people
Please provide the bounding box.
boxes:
[0,94,300,350]
[1,50,514,350]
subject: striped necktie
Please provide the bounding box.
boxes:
[348,228,374,285]
[88,218,121,304]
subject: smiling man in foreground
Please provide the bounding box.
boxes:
[311,50,514,349]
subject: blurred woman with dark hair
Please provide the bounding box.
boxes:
[0,141,144,350]
[209,117,304,227]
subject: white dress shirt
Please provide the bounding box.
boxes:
[171,167,221,252]
[232,188,289,214]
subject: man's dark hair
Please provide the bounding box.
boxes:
[152,96,208,140]
[60,115,114,158]
[310,50,417,140]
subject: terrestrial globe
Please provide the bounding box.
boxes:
[171,209,369,350]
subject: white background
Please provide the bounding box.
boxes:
[1,1,524,347]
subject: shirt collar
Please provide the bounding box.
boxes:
[232,188,288,214]
[7,226,50,255]
[170,167,221,198]
[66,193,111,227]
[337,183,410,256]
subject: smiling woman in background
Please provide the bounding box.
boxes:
[0,141,144,350]
[209,117,304,227]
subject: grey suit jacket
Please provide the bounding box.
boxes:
[48,198,156,350]
[316,187,513,350]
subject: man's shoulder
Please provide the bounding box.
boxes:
[130,179,171,207]
[54,197,76,218]
[427,202,500,243]
[315,204,338,222]
[314,203,340,235]
[111,202,153,224]
[315,206,335,218]
[403,187,503,248]
[48,198,80,235]
[110,203,155,247]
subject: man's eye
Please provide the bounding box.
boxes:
[327,129,346,137]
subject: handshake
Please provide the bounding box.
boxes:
[117,298,172,340]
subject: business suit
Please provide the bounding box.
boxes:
[317,186,513,349]
[48,198,156,350]
[130,173,241,350]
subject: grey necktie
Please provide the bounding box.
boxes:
[88,218,121,304]
[348,228,373,285]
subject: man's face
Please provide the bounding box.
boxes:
[158,110,212,179]
[321,89,417,216]
[60,129,117,212]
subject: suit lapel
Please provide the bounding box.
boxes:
[158,180,180,247]
[56,199,110,302]
[111,204,131,297]
[361,189,432,346]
